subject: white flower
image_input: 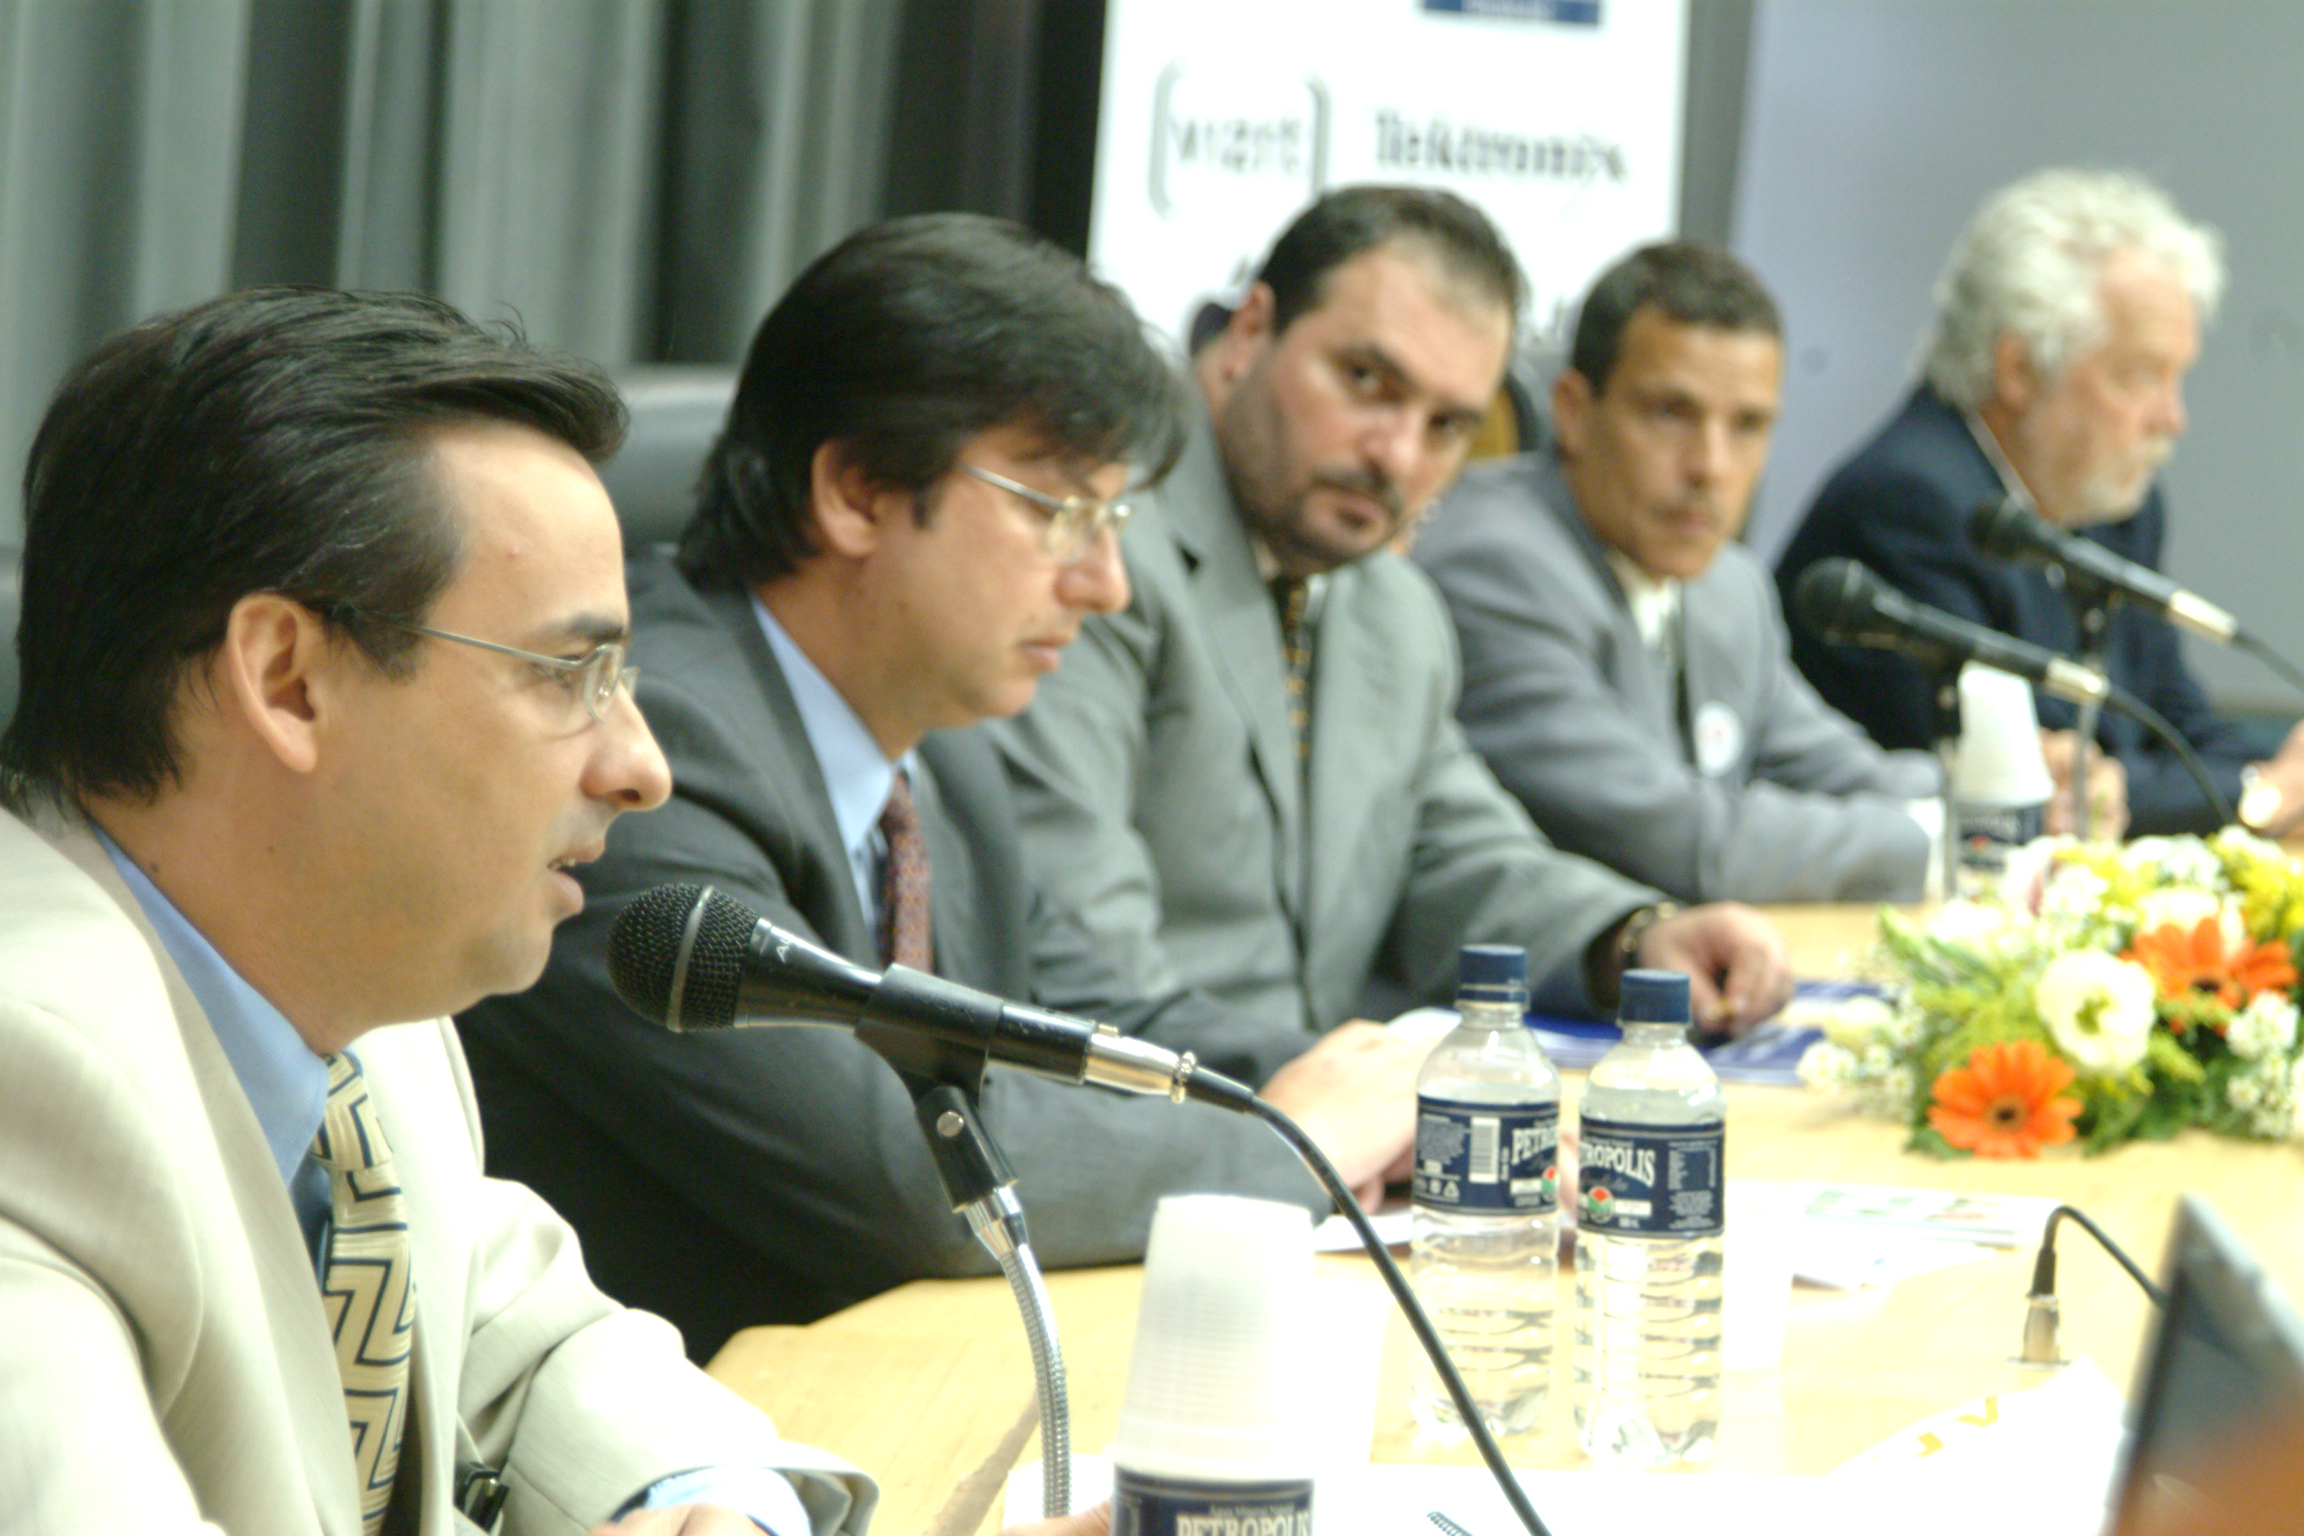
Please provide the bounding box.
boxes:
[2228,1073,2265,1111]
[1798,1040,1856,1091]
[2033,949,2158,1074]
[2038,865,2114,938]
[2228,991,2300,1061]
[1803,992,1898,1049]
[2127,836,2223,887]
[1927,899,2018,948]
[2291,1059,2304,1142]
[2000,836,2079,912]
[2133,887,2243,950]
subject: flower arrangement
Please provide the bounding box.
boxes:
[1799,830,2304,1157]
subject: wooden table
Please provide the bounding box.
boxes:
[708,906,2304,1536]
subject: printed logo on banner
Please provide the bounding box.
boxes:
[1148,62,1329,217]
[1371,110,1627,186]
[1421,0,1603,23]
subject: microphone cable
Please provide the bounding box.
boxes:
[2099,685,2235,829]
[2020,1202,2168,1367]
[2235,629,2304,700]
[1182,1071,1557,1536]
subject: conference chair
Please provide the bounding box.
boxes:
[602,367,738,552]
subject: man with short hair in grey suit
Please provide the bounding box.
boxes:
[1416,242,1944,903]
[460,215,1425,1356]
[992,188,1795,1058]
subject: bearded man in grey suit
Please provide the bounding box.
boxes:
[1415,241,1945,903]
[991,188,1794,1059]
[459,215,1424,1358]
[0,290,871,1534]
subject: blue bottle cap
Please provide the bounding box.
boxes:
[1457,944,1528,1007]
[1618,968,1691,1024]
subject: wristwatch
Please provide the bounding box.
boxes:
[2239,765,2284,833]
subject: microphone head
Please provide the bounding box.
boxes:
[607,882,758,1031]
[1791,557,1891,646]
[1969,498,2055,562]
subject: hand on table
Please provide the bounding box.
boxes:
[1636,903,1793,1037]
[1258,1019,1424,1210]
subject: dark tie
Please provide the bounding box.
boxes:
[312,1053,415,1536]
[878,768,934,971]
[1272,577,1314,763]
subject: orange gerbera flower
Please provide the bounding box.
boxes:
[1927,1040,2081,1158]
[2124,918,2299,1011]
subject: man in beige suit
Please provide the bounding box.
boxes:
[0,290,873,1534]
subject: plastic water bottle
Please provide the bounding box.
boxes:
[1574,968,1726,1465]
[1410,944,1561,1436]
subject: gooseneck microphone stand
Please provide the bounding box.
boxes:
[906,1076,1073,1520]
[2061,577,2115,842]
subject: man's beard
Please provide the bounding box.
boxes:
[2067,436,2175,528]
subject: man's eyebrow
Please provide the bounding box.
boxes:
[1344,340,1489,420]
[527,612,630,651]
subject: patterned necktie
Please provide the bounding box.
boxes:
[878,767,934,971]
[1272,577,1314,763]
[312,1053,416,1536]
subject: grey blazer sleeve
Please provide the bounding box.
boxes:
[1422,468,1936,904]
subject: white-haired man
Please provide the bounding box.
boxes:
[1777,167,2299,836]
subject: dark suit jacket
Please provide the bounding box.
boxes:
[1775,385,2253,835]
[457,555,1321,1357]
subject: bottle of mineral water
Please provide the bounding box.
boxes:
[1410,944,1561,1436]
[1574,968,1726,1466]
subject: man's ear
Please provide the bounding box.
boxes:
[1991,332,2037,416]
[807,440,910,559]
[1206,283,1279,392]
[214,593,337,775]
[1551,367,1596,460]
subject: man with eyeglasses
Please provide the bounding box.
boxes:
[0,288,873,1531]
[458,213,1424,1355]
[992,186,1794,1073]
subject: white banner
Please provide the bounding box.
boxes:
[1088,0,1688,349]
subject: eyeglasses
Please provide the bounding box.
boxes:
[957,462,1132,561]
[328,606,639,726]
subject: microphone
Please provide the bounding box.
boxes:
[606,882,1217,1102]
[1969,498,2239,644]
[1791,557,2111,706]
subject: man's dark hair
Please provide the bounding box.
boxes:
[2,286,626,809]
[680,213,1186,587]
[1254,184,1526,335]
[1568,241,1782,394]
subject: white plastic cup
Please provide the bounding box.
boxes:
[1949,664,2051,896]
[1111,1193,1315,1477]
[1110,1195,1316,1536]
[1949,663,2054,805]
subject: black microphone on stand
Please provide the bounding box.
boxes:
[1969,498,2240,644]
[1791,557,2113,705]
[605,882,1224,1102]
[1792,558,2234,824]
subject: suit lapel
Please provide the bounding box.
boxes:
[1539,462,1684,754]
[1162,423,1306,922]
[48,824,364,1536]
[700,581,880,960]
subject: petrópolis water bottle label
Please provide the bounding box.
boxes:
[1112,1469,1313,1536]
[1413,1097,1559,1213]
[1575,1116,1724,1238]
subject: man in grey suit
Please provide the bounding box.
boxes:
[1416,242,1945,903]
[992,188,1794,1059]
[460,215,1424,1356]
[0,290,869,1533]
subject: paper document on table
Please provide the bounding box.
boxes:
[1313,1205,1411,1252]
[1795,1181,2057,1247]
[1828,1358,2127,1535]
